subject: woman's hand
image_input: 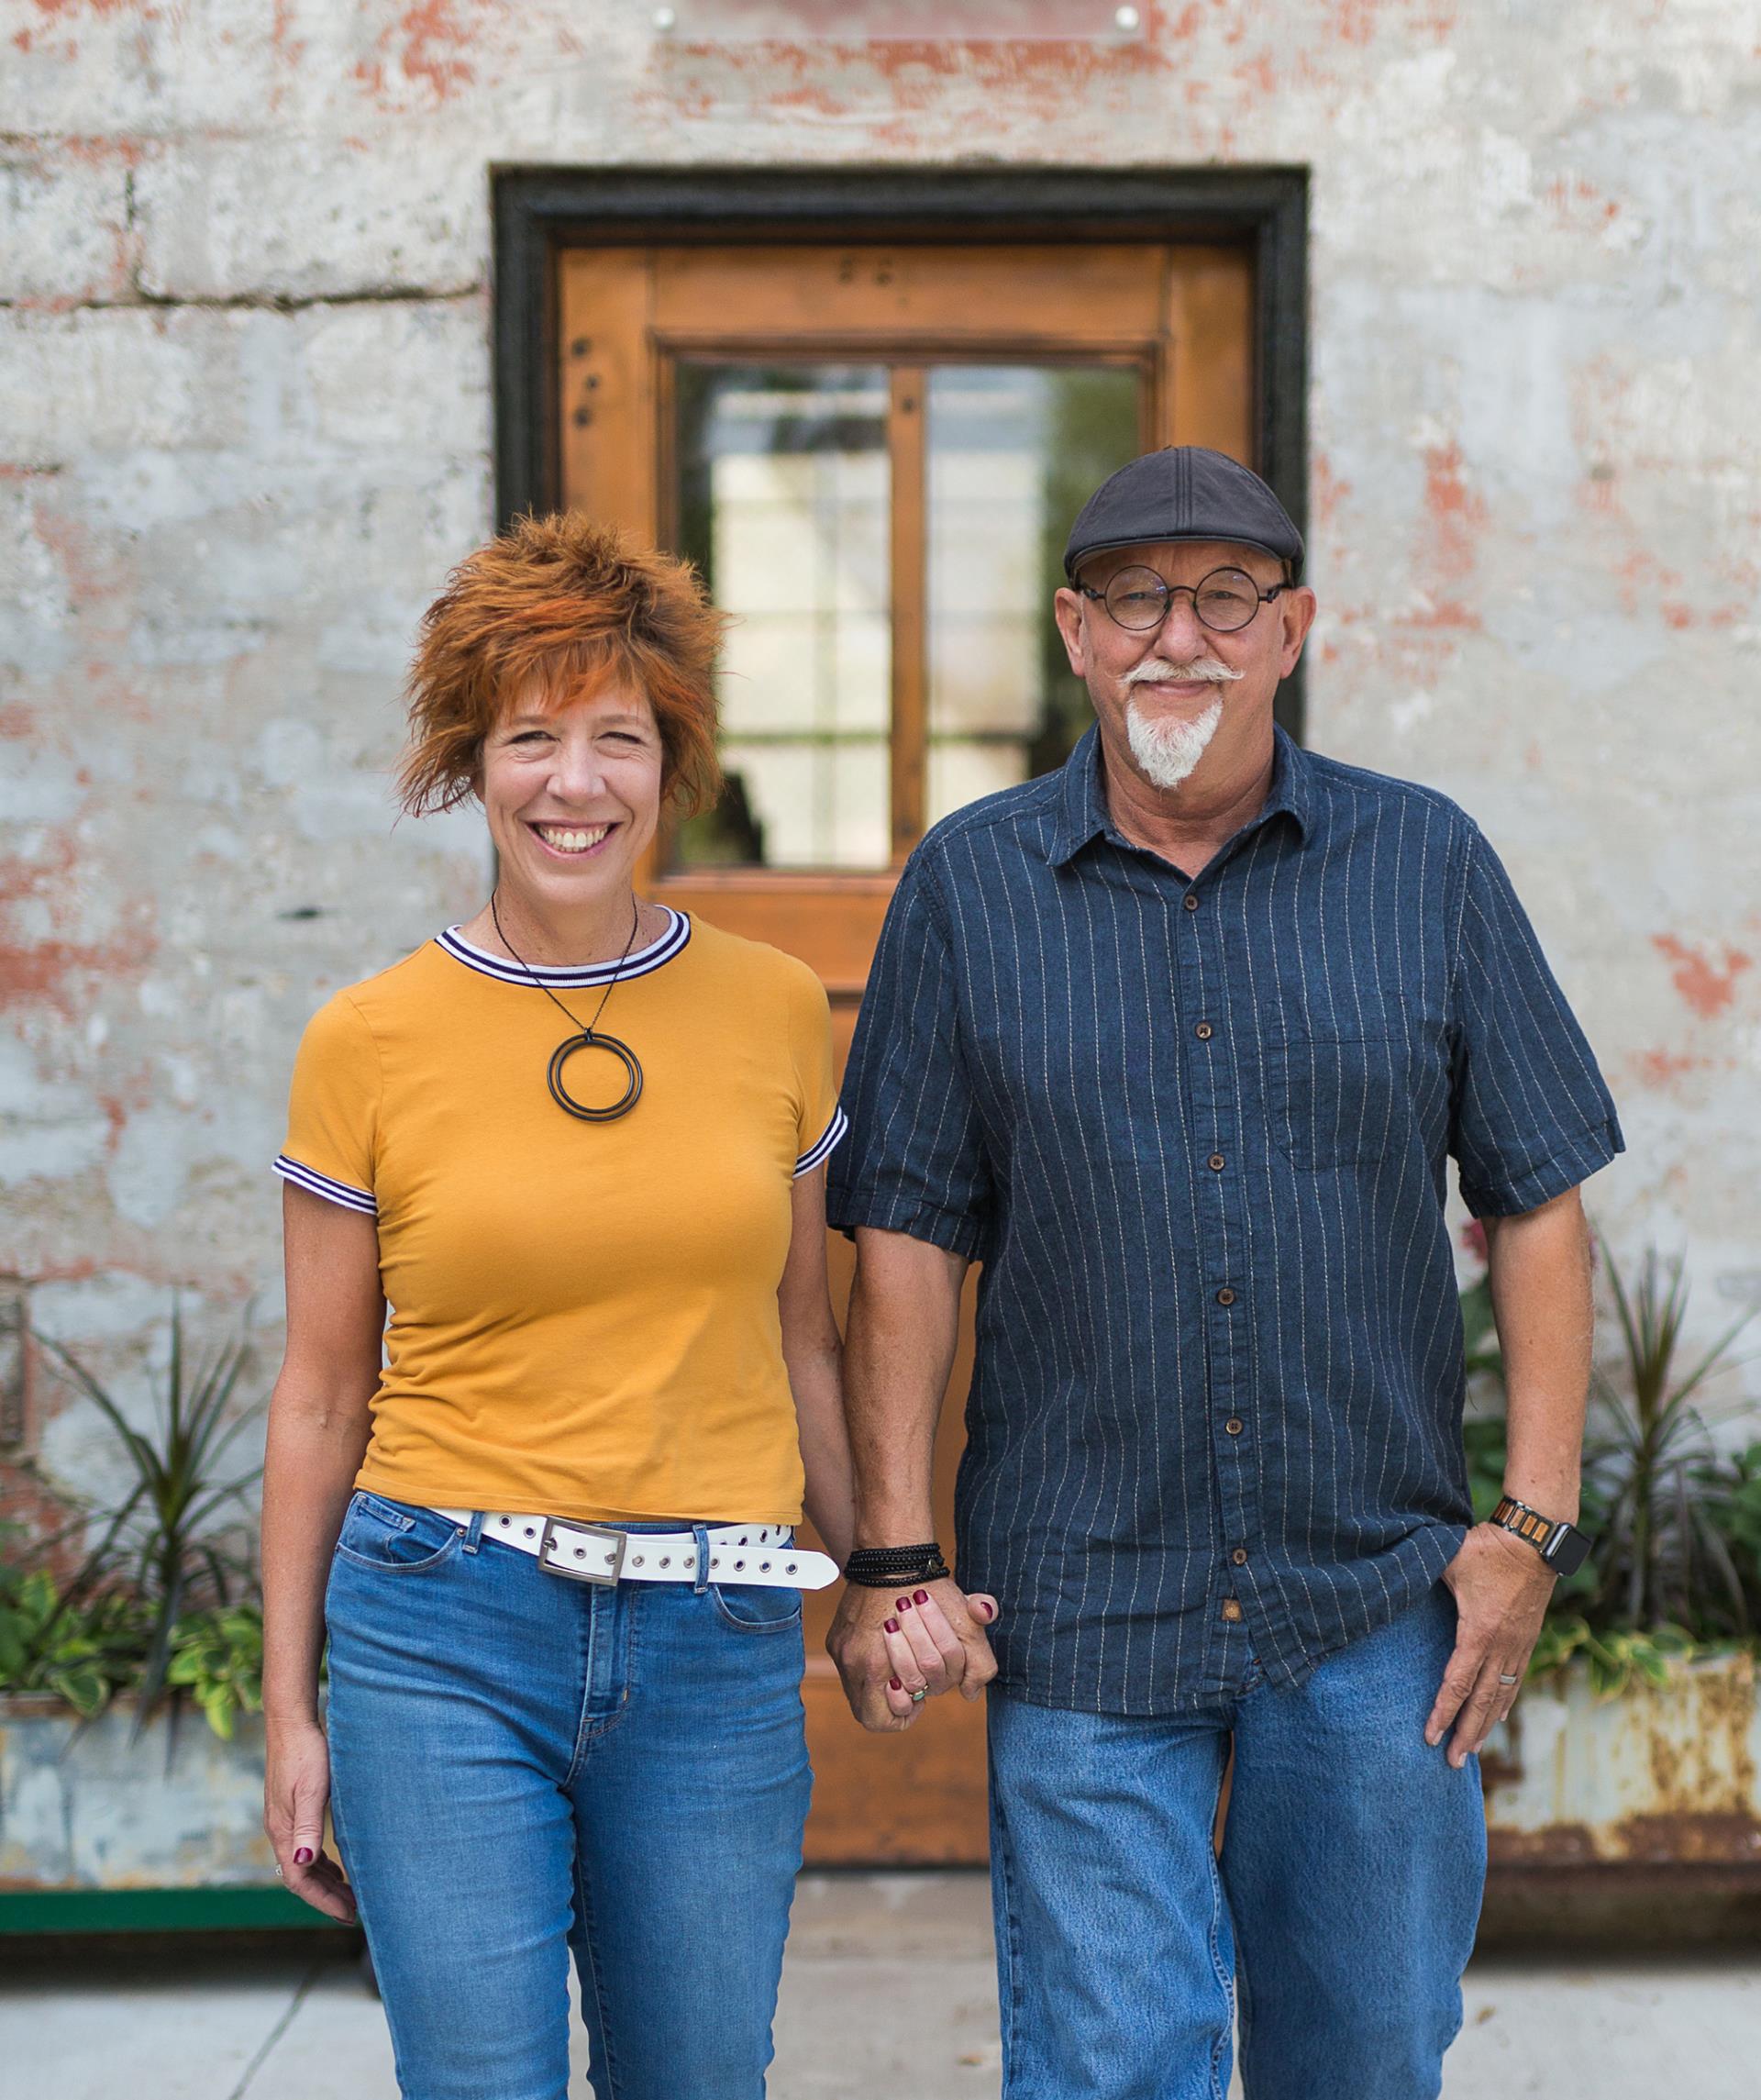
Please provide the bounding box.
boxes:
[877,1586,1001,1725]
[264,1717,357,1923]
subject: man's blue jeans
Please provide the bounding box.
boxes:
[987,1585,1486,2099]
[324,1494,812,2100]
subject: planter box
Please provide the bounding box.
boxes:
[1481,1651,1761,1942]
[0,1694,327,1933]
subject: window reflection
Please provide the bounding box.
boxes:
[926,366,1139,826]
[673,364,891,870]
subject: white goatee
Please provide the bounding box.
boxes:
[1124,694,1225,790]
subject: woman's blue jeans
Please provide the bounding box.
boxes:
[987,1584,1487,2099]
[324,1494,812,2100]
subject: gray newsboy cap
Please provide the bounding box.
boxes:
[1063,447,1303,580]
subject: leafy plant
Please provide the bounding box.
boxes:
[1528,1614,1700,1699]
[0,1561,148,1717]
[166,1604,264,1739]
[30,1300,266,1725]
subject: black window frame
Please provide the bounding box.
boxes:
[490,164,1310,739]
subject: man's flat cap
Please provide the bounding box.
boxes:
[1063,447,1303,579]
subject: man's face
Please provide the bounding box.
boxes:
[1053,539,1316,792]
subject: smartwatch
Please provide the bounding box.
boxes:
[1490,1494,1591,1577]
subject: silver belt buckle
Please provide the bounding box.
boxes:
[538,1518,626,1586]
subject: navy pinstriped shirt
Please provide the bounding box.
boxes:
[827,727,1623,1716]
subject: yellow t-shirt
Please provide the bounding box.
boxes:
[275,911,845,1525]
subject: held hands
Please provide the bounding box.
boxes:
[826,1578,1001,1732]
[263,1717,357,1924]
[1426,1521,1556,1769]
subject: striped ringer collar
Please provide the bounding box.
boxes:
[436,908,691,989]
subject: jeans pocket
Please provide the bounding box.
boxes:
[1267,1033,1401,1169]
[711,1583,804,1635]
[333,1492,463,1575]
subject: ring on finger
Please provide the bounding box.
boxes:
[1498,1672,1521,1685]
[910,1687,927,1704]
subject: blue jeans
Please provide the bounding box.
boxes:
[987,1585,1486,2100]
[324,1494,812,2100]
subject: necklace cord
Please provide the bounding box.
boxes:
[488,894,646,1122]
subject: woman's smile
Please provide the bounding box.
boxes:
[526,818,615,859]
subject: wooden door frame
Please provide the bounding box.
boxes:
[490,164,1310,739]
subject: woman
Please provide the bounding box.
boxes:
[260,515,990,2100]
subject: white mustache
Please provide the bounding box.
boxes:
[1123,656,1245,685]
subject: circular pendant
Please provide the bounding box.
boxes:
[547,1029,643,1123]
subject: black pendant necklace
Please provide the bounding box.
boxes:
[490,894,645,1123]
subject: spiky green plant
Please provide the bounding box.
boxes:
[1583,1250,1757,1639]
[32,1301,265,1725]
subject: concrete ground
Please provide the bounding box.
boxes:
[2,1874,1756,2098]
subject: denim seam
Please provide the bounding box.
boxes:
[331,1527,463,1577]
[1204,1750,1235,2100]
[570,1842,624,2099]
[565,1593,633,1784]
[988,1759,1023,2084]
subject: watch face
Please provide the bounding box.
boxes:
[1545,1526,1591,1578]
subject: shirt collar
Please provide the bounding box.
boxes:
[1046,721,1314,870]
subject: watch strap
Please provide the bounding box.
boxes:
[1490,1494,1590,1577]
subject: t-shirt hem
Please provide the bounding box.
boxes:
[353,1464,803,1530]
[273,1152,376,1217]
[794,1105,849,1177]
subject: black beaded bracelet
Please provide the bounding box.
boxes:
[843,1543,953,1589]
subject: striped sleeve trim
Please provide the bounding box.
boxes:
[793,1106,849,1179]
[273,1154,377,1217]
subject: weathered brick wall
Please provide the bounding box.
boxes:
[4,3,1757,1505]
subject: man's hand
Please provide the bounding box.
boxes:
[827,1578,1000,1731]
[1426,1523,1556,1768]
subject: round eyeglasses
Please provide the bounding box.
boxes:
[1080,564,1291,634]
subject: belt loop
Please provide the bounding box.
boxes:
[461,1508,485,1555]
[692,1523,711,1594]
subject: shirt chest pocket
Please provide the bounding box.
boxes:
[1265,1033,1404,1170]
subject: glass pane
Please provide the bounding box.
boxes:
[925,365,1140,828]
[672,363,891,870]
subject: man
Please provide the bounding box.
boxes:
[825,447,1621,2098]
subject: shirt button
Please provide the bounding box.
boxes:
[1207,1153,1225,1172]
[1215,1287,1236,1306]
[1194,1022,1213,1040]
[1224,1417,1245,1436]
[1183,893,1201,911]
[1231,1548,1249,1566]
[1221,1598,1243,1623]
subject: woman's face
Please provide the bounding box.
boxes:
[478,682,665,920]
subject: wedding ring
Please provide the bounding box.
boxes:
[274,1865,284,1879]
[1498,1672,1520,1685]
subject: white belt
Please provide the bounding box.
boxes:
[429,1509,840,1591]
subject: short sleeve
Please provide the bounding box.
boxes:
[785,961,847,1177]
[826,853,993,1258]
[1448,825,1624,1217]
[274,993,380,1216]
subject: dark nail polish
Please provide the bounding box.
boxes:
[913,1589,929,1605]
[896,1595,914,1612]
[884,1617,900,1634]
[889,1678,903,1691]
[294,1848,314,1866]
